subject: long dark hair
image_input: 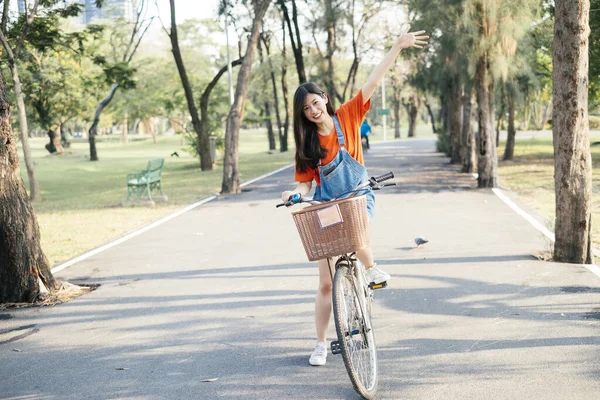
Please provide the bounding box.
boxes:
[293,82,335,173]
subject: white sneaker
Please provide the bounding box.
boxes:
[309,342,327,366]
[365,265,390,284]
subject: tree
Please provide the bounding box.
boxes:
[409,0,464,159]
[162,2,242,170]
[552,0,593,264]
[221,0,271,194]
[87,0,153,161]
[279,11,291,152]
[276,0,306,84]
[0,72,59,303]
[24,48,96,153]
[323,0,341,107]
[502,82,518,160]
[257,33,278,151]
[589,0,600,108]
[402,95,419,138]
[340,0,384,103]
[462,0,539,187]
[0,0,43,201]
[461,82,476,173]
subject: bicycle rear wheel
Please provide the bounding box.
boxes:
[332,264,378,399]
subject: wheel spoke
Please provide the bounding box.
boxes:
[333,265,378,398]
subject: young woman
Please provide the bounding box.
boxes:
[281,26,428,366]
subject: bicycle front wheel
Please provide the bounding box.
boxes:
[332,264,378,399]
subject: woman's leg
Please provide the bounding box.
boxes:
[315,258,334,342]
[356,246,375,269]
[357,245,390,283]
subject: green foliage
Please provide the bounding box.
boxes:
[93,57,137,89]
[436,129,450,154]
[462,0,540,80]
[22,48,99,130]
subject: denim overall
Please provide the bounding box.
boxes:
[313,116,375,221]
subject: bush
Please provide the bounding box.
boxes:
[589,115,600,129]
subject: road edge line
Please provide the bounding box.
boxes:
[51,163,294,274]
[492,188,600,280]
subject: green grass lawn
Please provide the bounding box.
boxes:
[19,131,293,266]
[497,137,600,250]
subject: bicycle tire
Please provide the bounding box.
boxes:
[332,264,378,399]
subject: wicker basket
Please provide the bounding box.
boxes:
[292,195,370,261]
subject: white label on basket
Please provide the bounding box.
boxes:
[317,204,343,229]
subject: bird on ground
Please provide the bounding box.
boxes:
[415,237,428,246]
[171,151,179,157]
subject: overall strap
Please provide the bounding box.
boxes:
[318,115,345,168]
[332,115,345,147]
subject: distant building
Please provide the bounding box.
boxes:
[84,0,133,24]
[17,0,26,14]
[15,0,132,24]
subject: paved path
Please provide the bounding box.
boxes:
[1,138,599,400]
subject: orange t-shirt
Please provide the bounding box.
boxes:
[294,90,370,185]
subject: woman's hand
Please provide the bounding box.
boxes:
[281,191,296,202]
[396,25,429,50]
[282,182,311,202]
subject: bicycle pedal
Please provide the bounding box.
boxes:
[369,281,388,290]
[330,340,342,355]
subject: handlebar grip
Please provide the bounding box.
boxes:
[289,193,302,203]
[276,192,302,208]
[373,172,394,183]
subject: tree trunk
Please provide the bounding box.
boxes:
[439,95,448,135]
[392,90,401,139]
[324,0,337,108]
[0,74,59,304]
[168,0,209,170]
[149,118,157,144]
[280,15,290,153]
[200,59,243,165]
[262,103,276,150]
[278,0,306,84]
[121,113,129,144]
[59,121,70,150]
[258,36,277,151]
[403,97,418,138]
[424,100,437,134]
[449,76,463,164]
[51,125,64,153]
[496,84,506,146]
[222,0,271,194]
[408,103,417,138]
[89,83,119,161]
[261,33,283,149]
[475,53,498,187]
[0,31,40,201]
[552,0,592,264]
[503,88,516,160]
[461,84,476,173]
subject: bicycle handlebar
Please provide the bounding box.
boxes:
[276,172,395,208]
[373,171,394,183]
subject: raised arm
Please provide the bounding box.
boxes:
[361,26,429,104]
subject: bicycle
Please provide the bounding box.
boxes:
[277,172,395,399]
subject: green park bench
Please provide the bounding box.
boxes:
[124,158,168,206]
